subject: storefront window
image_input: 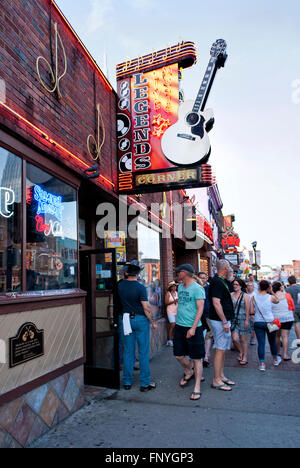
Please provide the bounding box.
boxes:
[26,164,78,291]
[0,148,22,292]
[138,223,162,319]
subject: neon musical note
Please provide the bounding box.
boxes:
[122,56,132,72]
[36,22,67,100]
[87,104,106,162]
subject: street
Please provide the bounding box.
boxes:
[30,338,300,449]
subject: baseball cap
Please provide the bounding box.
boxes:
[175,264,195,275]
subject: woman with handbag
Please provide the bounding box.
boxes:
[250,280,281,372]
[231,279,251,366]
[272,282,295,361]
[165,281,178,347]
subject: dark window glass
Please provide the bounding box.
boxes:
[0,148,22,292]
[26,164,78,291]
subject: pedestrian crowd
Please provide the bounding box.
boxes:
[117,259,300,401]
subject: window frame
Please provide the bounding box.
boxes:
[0,130,81,296]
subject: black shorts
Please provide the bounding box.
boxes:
[280,321,294,331]
[173,325,205,360]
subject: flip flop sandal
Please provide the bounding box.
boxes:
[222,379,236,386]
[179,373,194,388]
[283,358,292,361]
[190,392,201,401]
[240,361,248,366]
[211,384,232,392]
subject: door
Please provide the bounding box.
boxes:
[80,248,120,389]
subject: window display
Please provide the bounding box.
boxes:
[26,163,78,291]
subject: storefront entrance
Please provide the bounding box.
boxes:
[80,249,120,389]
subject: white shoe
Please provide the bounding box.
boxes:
[259,363,266,372]
[274,356,282,367]
[167,340,173,347]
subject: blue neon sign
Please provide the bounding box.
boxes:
[33,185,63,222]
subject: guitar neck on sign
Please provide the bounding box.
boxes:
[161,39,227,167]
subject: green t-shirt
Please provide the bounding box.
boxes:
[176,282,205,328]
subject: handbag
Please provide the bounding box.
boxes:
[253,298,281,333]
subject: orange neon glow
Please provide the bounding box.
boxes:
[51,0,113,92]
[0,101,115,188]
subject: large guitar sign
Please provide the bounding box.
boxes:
[161,39,227,166]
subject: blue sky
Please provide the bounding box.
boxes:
[56,0,300,266]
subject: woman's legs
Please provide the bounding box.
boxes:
[231,330,243,360]
[168,322,175,341]
[281,330,291,360]
[254,323,267,363]
[240,334,249,363]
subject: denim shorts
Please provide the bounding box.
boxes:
[210,320,232,351]
[173,325,205,360]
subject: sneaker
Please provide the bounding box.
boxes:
[167,340,173,347]
[274,356,282,367]
[259,363,266,372]
[250,339,256,346]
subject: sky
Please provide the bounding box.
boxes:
[56,0,300,267]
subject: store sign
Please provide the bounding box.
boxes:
[104,231,126,263]
[0,187,15,218]
[222,229,240,251]
[34,185,63,221]
[225,254,239,266]
[116,43,214,194]
[9,322,44,368]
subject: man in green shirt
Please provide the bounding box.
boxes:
[174,264,205,401]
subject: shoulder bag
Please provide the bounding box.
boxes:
[253,297,281,333]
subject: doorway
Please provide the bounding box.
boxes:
[80,248,120,389]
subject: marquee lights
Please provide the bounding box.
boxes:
[0,101,115,188]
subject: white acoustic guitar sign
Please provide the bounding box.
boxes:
[162,39,227,166]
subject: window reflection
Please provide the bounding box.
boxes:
[26,164,78,291]
[137,223,162,318]
[0,148,22,292]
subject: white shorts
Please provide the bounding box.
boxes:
[167,313,176,324]
[210,320,232,351]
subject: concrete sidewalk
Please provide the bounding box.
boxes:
[30,340,300,448]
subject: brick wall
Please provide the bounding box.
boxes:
[0,0,118,191]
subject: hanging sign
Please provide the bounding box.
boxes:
[116,42,214,194]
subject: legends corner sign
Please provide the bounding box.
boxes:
[9,323,44,368]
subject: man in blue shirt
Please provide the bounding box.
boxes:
[174,264,205,401]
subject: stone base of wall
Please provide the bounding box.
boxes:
[150,317,168,358]
[0,366,85,448]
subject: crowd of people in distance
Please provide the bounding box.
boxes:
[117,259,300,400]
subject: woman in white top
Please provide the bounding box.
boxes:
[165,281,178,347]
[272,282,295,361]
[250,280,280,371]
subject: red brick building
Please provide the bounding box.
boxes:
[0,0,206,447]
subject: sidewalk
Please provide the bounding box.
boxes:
[30,336,300,448]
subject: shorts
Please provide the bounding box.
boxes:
[280,321,294,331]
[210,320,232,351]
[167,313,176,324]
[173,325,205,360]
[295,311,300,324]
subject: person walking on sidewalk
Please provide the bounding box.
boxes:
[287,276,300,343]
[209,260,236,392]
[231,278,251,366]
[165,281,178,347]
[198,272,213,367]
[272,281,295,361]
[250,280,281,372]
[173,264,205,401]
[118,262,158,392]
[246,282,257,345]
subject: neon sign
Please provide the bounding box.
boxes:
[0,187,15,218]
[34,185,63,222]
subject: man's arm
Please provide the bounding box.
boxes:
[187,299,204,339]
[212,298,230,332]
[141,301,158,330]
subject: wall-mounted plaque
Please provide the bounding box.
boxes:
[9,323,44,368]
